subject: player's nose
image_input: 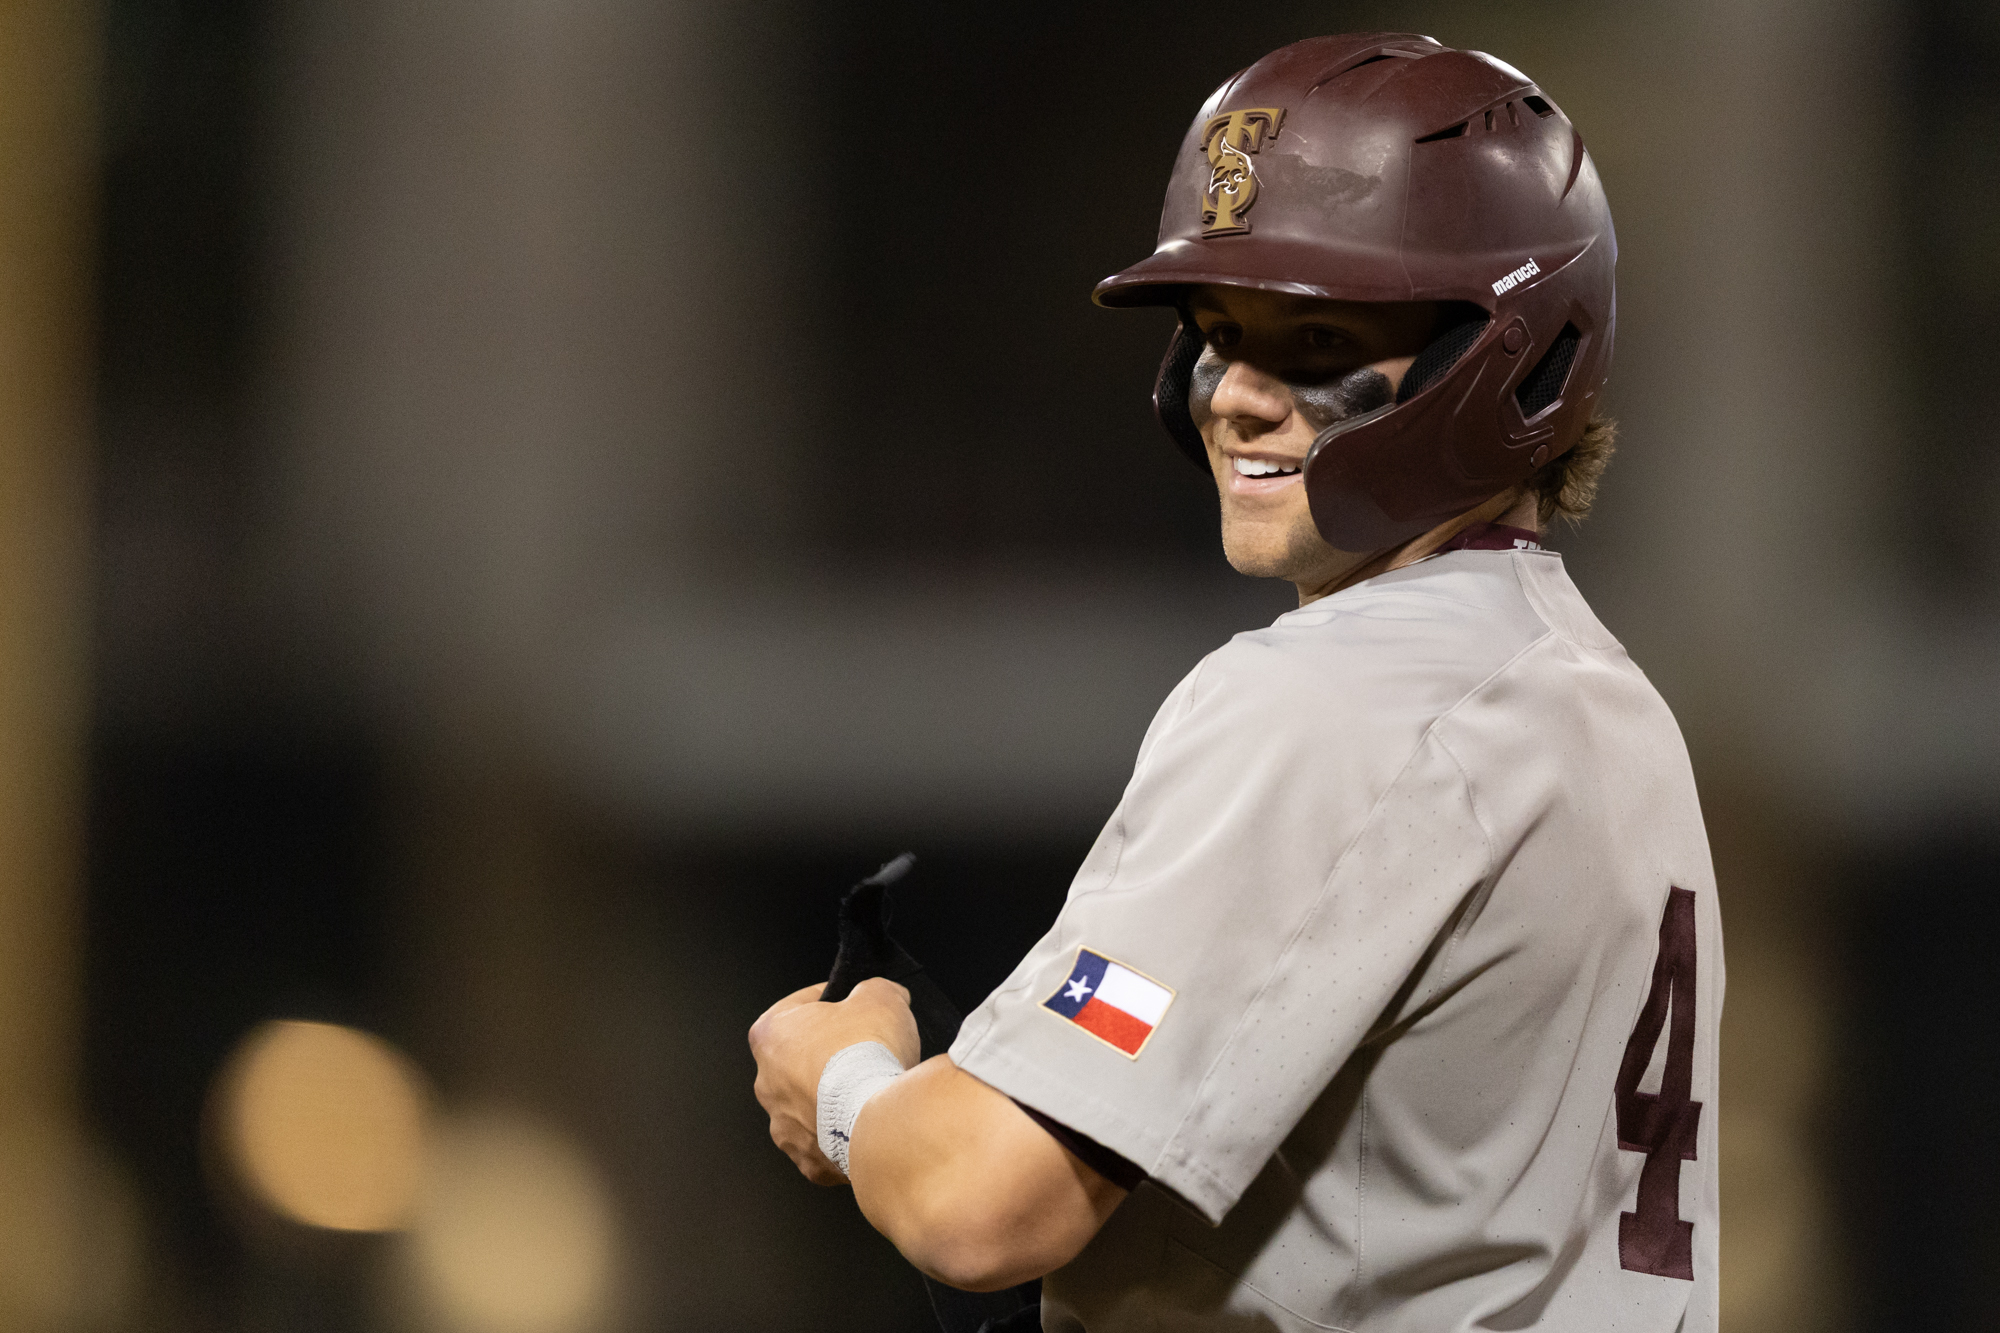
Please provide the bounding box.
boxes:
[1208,359,1293,430]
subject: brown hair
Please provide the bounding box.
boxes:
[1528,413,1617,527]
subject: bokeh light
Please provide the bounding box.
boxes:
[216,1020,430,1232]
[402,1109,617,1333]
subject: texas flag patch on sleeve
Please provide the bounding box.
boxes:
[1043,948,1175,1058]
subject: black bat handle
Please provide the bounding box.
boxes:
[819,854,1043,1332]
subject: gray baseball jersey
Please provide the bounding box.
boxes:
[948,548,1722,1332]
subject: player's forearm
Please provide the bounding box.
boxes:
[848,1056,1125,1291]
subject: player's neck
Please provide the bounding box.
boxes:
[1295,487,1538,607]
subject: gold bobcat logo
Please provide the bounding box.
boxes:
[1200,107,1284,236]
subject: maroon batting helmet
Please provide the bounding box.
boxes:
[1095,34,1617,549]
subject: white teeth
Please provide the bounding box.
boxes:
[1233,457,1301,477]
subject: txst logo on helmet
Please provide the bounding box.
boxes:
[1491,257,1542,295]
[1200,108,1284,237]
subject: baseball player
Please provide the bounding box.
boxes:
[751,33,1721,1333]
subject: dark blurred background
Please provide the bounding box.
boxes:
[0,0,1992,1329]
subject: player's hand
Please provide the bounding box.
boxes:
[749,977,921,1184]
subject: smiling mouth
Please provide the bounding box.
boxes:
[1232,456,1301,478]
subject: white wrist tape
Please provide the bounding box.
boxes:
[816,1040,906,1178]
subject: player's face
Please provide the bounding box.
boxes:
[1188,286,1439,587]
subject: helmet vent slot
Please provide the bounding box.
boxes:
[1522,95,1556,118]
[1308,47,1432,97]
[1515,324,1580,419]
[1415,121,1468,143]
[1397,308,1490,404]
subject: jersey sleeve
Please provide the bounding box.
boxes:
[948,636,1498,1224]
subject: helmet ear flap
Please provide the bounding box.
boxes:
[1153,314,1209,469]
